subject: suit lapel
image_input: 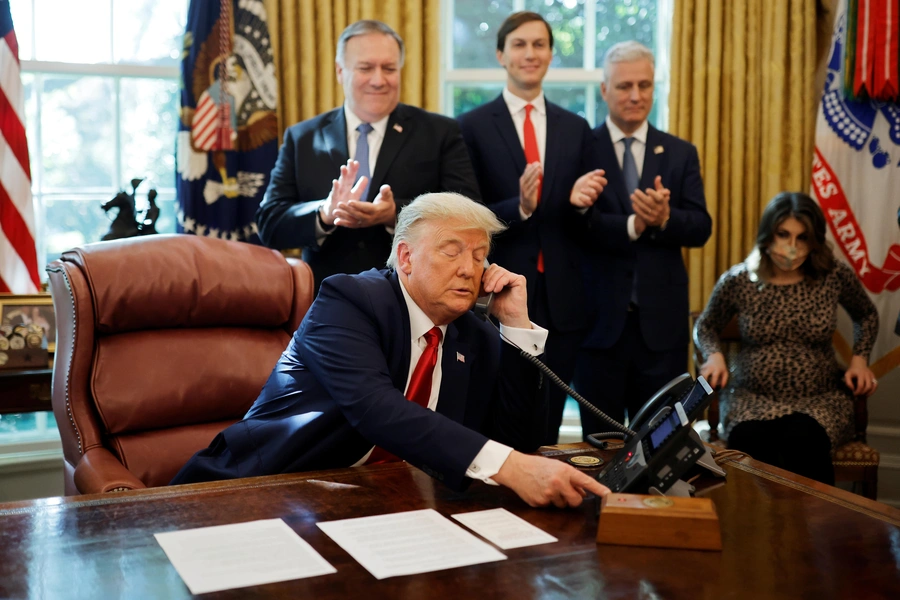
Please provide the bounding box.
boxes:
[435,323,470,425]
[320,108,349,171]
[490,95,527,175]
[641,125,663,191]
[369,105,413,201]
[596,125,631,214]
[541,103,561,205]
[389,273,413,392]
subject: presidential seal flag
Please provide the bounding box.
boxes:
[812,0,900,379]
[176,0,278,243]
[0,0,40,293]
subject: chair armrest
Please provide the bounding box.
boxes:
[74,448,147,494]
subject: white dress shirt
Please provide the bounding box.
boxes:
[605,116,649,241]
[353,275,549,484]
[314,104,391,240]
[502,87,546,221]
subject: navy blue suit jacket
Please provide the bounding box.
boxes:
[171,269,546,491]
[457,96,594,332]
[581,123,712,352]
[255,104,480,287]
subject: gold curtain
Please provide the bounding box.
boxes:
[266,0,441,134]
[670,0,828,314]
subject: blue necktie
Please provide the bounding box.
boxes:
[623,137,640,306]
[622,137,639,198]
[354,123,373,200]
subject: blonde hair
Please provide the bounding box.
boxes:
[386,193,506,268]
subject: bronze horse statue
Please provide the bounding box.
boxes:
[100,178,160,241]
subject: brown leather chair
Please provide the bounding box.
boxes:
[691,313,879,500]
[47,234,314,495]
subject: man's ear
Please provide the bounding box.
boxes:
[397,241,413,275]
[335,61,344,84]
[496,49,506,69]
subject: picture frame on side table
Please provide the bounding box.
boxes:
[0,294,56,355]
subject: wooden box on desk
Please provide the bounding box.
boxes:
[597,493,722,551]
[0,348,49,370]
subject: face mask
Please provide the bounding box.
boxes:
[767,241,809,271]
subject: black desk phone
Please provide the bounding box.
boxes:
[596,376,715,495]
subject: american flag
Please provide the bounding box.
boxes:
[0,0,39,293]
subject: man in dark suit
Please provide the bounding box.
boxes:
[255,20,480,289]
[575,41,712,435]
[457,12,607,444]
[174,193,609,508]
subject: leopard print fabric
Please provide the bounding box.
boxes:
[695,261,878,449]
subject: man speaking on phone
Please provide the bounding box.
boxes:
[173,192,609,508]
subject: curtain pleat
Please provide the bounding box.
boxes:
[670,0,823,316]
[267,0,440,136]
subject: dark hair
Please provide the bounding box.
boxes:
[750,192,835,280]
[336,20,405,67]
[496,11,553,52]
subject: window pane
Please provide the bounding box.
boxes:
[524,0,586,68]
[544,84,589,120]
[39,76,115,189]
[0,412,58,442]
[595,0,658,67]
[9,0,34,61]
[451,84,504,116]
[452,0,514,69]
[113,0,186,65]
[0,413,38,436]
[42,195,116,258]
[120,78,179,190]
[34,0,112,63]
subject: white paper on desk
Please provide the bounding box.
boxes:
[154,518,336,595]
[452,508,558,549]
[316,508,506,580]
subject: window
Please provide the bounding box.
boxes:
[14,0,185,271]
[444,0,673,128]
[3,0,185,444]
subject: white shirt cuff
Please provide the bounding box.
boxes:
[466,440,513,485]
[519,205,532,221]
[627,214,639,241]
[499,322,547,355]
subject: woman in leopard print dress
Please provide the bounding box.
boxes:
[695,192,878,485]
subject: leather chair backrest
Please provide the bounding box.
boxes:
[47,234,314,494]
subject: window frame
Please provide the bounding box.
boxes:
[441,0,673,129]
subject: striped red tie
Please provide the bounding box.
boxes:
[523,104,544,273]
[366,327,443,464]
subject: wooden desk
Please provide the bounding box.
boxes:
[0,368,52,414]
[0,446,897,599]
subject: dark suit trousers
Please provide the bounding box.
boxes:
[573,307,686,436]
[532,274,583,445]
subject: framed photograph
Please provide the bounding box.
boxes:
[0,294,56,353]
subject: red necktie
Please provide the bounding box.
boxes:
[523,104,544,273]
[366,327,443,464]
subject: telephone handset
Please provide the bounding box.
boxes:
[473,259,494,321]
[596,375,720,495]
[631,373,712,431]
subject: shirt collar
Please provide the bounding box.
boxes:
[502,87,546,117]
[398,275,448,343]
[343,102,390,139]
[605,116,649,146]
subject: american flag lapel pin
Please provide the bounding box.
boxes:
[457,351,465,363]
[393,123,403,133]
